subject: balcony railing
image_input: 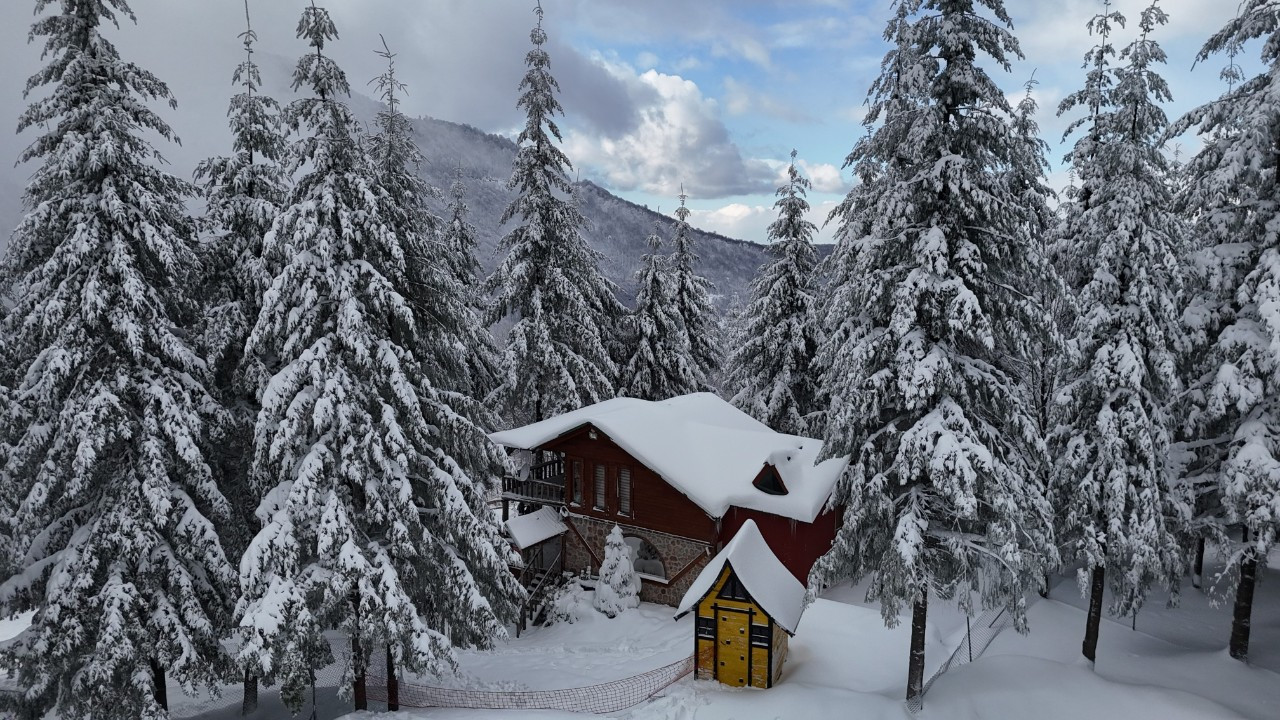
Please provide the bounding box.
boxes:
[502,454,566,505]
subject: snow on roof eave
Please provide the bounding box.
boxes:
[488,394,849,523]
[489,421,575,451]
[487,397,652,450]
[490,417,723,521]
[673,519,806,634]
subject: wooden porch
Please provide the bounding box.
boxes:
[502,454,566,506]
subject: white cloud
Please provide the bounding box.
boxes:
[710,36,772,69]
[564,61,775,198]
[800,161,848,194]
[691,203,773,241]
[563,0,773,68]
[1018,0,1226,60]
[839,104,870,124]
[673,56,703,73]
[767,158,849,195]
[723,77,815,123]
[689,199,841,245]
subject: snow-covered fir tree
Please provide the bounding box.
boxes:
[810,0,1057,703]
[1169,32,1247,598]
[193,0,286,414]
[1006,79,1067,596]
[618,223,699,400]
[1169,0,1280,662]
[727,152,822,436]
[367,37,452,391]
[0,299,14,581]
[367,38,505,477]
[440,162,503,403]
[668,188,721,393]
[1052,0,1189,664]
[190,3,290,710]
[0,2,236,718]
[364,35,521,649]
[238,5,520,711]
[486,3,621,424]
[593,526,640,618]
[0,348,14,583]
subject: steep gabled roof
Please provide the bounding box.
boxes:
[673,519,807,634]
[488,393,848,523]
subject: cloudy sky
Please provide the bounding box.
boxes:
[0,0,1254,244]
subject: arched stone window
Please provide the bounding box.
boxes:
[623,535,666,580]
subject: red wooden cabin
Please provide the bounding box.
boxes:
[491,393,848,606]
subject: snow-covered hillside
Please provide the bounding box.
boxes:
[0,90,783,310]
[401,112,789,308]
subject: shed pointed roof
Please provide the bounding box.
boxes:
[673,519,807,634]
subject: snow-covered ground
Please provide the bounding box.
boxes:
[340,558,1278,720]
[3,555,1276,719]
[0,612,33,645]
[0,610,35,689]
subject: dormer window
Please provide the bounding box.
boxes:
[753,464,788,496]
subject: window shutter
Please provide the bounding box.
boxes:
[571,460,583,505]
[618,467,632,515]
[593,465,606,510]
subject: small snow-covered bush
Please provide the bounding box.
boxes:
[544,581,592,625]
[594,525,640,617]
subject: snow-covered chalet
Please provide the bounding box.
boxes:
[490,393,849,606]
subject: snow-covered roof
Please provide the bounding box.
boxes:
[488,393,848,523]
[674,519,807,634]
[505,507,567,550]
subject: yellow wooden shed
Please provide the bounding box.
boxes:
[673,519,807,688]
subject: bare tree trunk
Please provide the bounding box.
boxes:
[906,592,928,705]
[352,594,367,711]
[1192,536,1206,590]
[1230,528,1257,662]
[1040,570,1050,599]
[386,644,399,711]
[151,658,168,712]
[241,668,258,715]
[1082,564,1105,664]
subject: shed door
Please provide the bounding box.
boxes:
[716,609,750,687]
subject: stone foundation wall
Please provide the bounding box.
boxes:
[564,514,713,606]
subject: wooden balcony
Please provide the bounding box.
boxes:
[502,455,566,505]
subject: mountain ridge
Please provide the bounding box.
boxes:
[397,108,783,309]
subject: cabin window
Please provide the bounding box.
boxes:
[624,535,666,579]
[696,616,716,639]
[618,467,632,516]
[717,570,752,602]
[593,465,606,510]
[753,465,788,496]
[749,624,771,647]
[570,460,583,505]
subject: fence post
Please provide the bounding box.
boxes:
[966,616,972,663]
[387,644,399,711]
